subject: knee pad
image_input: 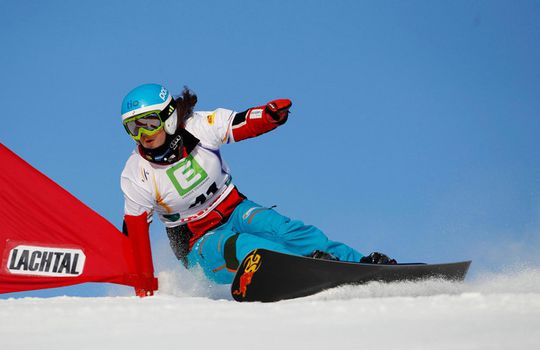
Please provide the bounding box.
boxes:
[224,233,240,271]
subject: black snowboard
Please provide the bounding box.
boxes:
[231,249,471,302]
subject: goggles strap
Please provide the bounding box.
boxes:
[160,98,177,120]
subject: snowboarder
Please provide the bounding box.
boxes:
[120,83,396,285]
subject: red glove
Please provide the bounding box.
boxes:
[265,99,292,124]
[231,98,292,142]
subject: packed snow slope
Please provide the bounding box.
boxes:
[2,268,540,350]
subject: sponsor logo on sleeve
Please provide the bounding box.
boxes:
[248,109,263,119]
[6,245,86,277]
[207,112,216,125]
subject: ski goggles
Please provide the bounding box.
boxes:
[123,111,165,141]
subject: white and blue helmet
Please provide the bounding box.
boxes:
[121,83,178,137]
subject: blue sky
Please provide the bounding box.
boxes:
[1,0,539,297]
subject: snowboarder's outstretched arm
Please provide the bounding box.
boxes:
[231,99,292,142]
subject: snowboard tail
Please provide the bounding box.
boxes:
[231,249,471,302]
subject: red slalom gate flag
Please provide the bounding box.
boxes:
[0,143,157,296]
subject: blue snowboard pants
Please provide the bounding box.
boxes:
[186,199,363,284]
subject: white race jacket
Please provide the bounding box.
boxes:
[121,108,238,227]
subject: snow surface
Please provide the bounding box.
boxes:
[2,267,540,350]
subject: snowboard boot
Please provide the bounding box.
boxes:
[360,252,397,265]
[309,250,339,261]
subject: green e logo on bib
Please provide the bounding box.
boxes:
[166,155,208,197]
